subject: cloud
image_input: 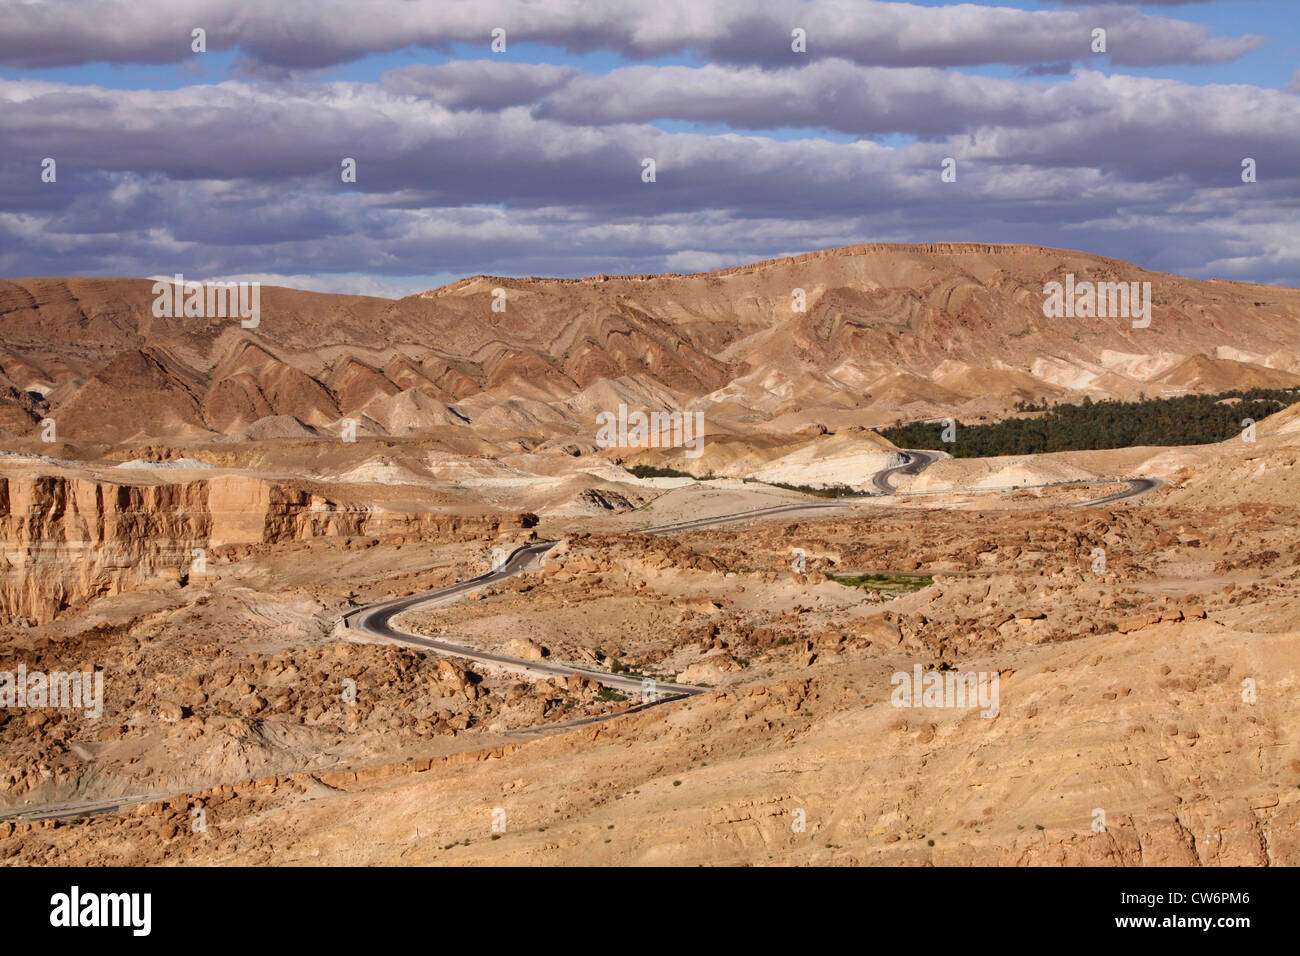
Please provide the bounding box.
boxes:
[0,3,1294,289]
[0,0,1262,70]
[384,62,578,111]
[0,63,1295,287]
[533,61,1078,137]
[1053,1,1218,6]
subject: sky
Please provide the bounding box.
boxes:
[1,0,1297,296]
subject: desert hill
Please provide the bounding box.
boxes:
[2,243,1299,444]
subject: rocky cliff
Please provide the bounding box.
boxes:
[0,473,532,625]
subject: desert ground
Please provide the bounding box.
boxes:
[0,243,1297,865]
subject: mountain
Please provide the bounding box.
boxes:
[2,243,1298,444]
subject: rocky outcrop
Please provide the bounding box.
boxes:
[0,473,536,624]
[0,475,211,624]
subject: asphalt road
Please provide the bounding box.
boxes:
[871,449,941,494]
[3,450,1164,822]
[639,499,855,536]
[0,792,171,823]
[1072,476,1163,508]
[345,451,1158,696]
[342,453,942,698]
[344,540,702,698]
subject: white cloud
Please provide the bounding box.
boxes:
[0,0,1263,69]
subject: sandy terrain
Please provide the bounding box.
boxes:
[0,421,1296,865]
[0,245,1297,866]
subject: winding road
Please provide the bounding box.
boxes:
[341,498,881,701]
[345,451,1159,702]
[344,539,702,700]
[1069,476,1163,508]
[1,450,1163,822]
[871,450,941,494]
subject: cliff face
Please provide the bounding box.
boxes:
[0,474,531,625]
[0,476,211,625]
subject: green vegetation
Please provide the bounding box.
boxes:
[830,572,934,592]
[743,478,859,497]
[879,388,1298,457]
[623,464,717,480]
[607,657,672,684]
[596,688,628,703]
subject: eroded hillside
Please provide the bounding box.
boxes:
[4,243,1299,444]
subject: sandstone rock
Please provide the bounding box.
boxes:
[1117,612,1160,633]
[505,638,548,661]
[157,700,188,722]
[566,673,599,694]
[678,654,742,684]
[859,613,902,646]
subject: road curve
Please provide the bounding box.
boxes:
[343,494,890,702]
[344,540,702,698]
[344,453,1159,698]
[871,450,940,494]
[4,452,1163,822]
[342,456,941,699]
[1072,476,1163,508]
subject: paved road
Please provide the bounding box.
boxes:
[342,483,909,696]
[639,499,855,536]
[344,540,702,698]
[4,450,1164,823]
[346,450,1157,695]
[1072,476,1163,508]
[871,450,1161,508]
[0,792,171,822]
[871,449,941,494]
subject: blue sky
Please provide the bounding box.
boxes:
[1,0,1297,293]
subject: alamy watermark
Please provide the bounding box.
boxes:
[595,403,705,458]
[0,664,103,718]
[1043,274,1151,329]
[49,886,150,936]
[152,273,260,328]
[890,665,999,718]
